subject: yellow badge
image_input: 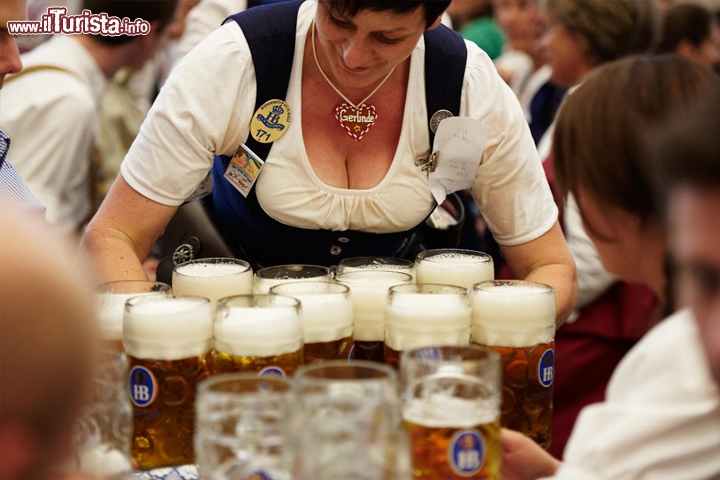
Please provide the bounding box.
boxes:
[250,99,292,144]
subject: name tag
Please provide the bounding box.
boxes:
[223,143,265,197]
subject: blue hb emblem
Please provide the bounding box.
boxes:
[245,471,272,480]
[538,348,555,388]
[129,366,157,407]
[448,429,485,476]
[416,347,441,362]
[259,366,286,379]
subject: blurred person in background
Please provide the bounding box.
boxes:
[0,0,45,217]
[501,54,720,480]
[657,2,720,71]
[0,0,178,238]
[447,0,506,59]
[0,206,98,480]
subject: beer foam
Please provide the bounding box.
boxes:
[472,285,555,327]
[215,307,303,357]
[385,294,471,350]
[96,293,134,341]
[78,445,132,476]
[173,263,253,304]
[293,294,354,343]
[254,275,331,294]
[123,297,213,360]
[337,271,411,341]
[175,262,249,277]
[402,396,498,428]
[471,324,554,348]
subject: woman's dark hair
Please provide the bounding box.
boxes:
[318,0,451,28]
[657,3,714,53]
[553,55,719,231]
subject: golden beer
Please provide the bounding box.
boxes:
[128,353,212,469]
[304,336,354,364]
[472,280,556,449]
[481,342,554,449]
[124,295,214,470]
[212,349,304,377]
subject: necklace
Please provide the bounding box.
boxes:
[311,20,396,141]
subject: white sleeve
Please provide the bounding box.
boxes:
[463,42,558,246]
[120,22,256,206]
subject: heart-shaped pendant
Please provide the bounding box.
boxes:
[335,103,377,142]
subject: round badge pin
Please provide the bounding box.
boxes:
[250,99,292,144]
[538,348,555,388]
[430,109,454,134]
[129,366,158,408]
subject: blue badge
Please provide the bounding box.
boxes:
[259,366,286,379]
[448,429,485,477]
[538,348,555,388]
[245,471,272,480]
[129,366,157,407]
[416,347,441,362]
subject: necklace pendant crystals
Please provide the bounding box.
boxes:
[335,103,377,142]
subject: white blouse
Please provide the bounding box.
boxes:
[121,0,556,245]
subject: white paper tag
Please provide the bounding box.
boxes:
[428,117,488,204]
[223,143,265,197]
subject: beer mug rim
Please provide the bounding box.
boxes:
[389,283,469,295]
[269,281,350,296]
[95,280,171,294]
[216,293,301,310]
[415,248,493,264]
[255,264,330,279]
[295,360,398,384]
[197,372,293,395]
[172,257,252,277]
[401,344,501,367]
[125,293,210,308]
[334,270,413,283]
[337,256,414,269]
[472,279,555,294]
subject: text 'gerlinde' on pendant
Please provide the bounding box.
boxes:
[335,103,377,142]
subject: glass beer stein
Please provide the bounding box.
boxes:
[269,281,353,363]
[400,345,501,480]
[213,294,304,378]
[471,280,556,449]
[384,284,472,371]
[415,248,494,291]
[123,295,214,469]
[172,257,252,315]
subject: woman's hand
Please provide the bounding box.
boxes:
[501,428,562,480]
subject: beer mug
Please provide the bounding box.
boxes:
[94,280,170,352]
[123,295,214,469]
[336,256,416,281]
[335,270,412,363]
[253,264,332,294]
[71,349,133,476]
[213,294,304,378]
[269,281,353,363]
[471,280,556,449]
[195,373,295,480]
[292,361,407,479]
[415,249,494,291]
[385,284,472,370]
[172,257,252,314]
[400,345,501,480]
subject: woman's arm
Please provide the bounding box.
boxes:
[81,174,178,282]
[500,221,578,327]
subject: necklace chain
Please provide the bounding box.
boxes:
[311,20,396,109]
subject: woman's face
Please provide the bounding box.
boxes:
[575,187,643,283]
[494,0,544,55]
[542,22,592,88]
[314,3,433,89]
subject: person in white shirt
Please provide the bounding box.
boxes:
[500,55,720,480]
[0,0,178,235]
